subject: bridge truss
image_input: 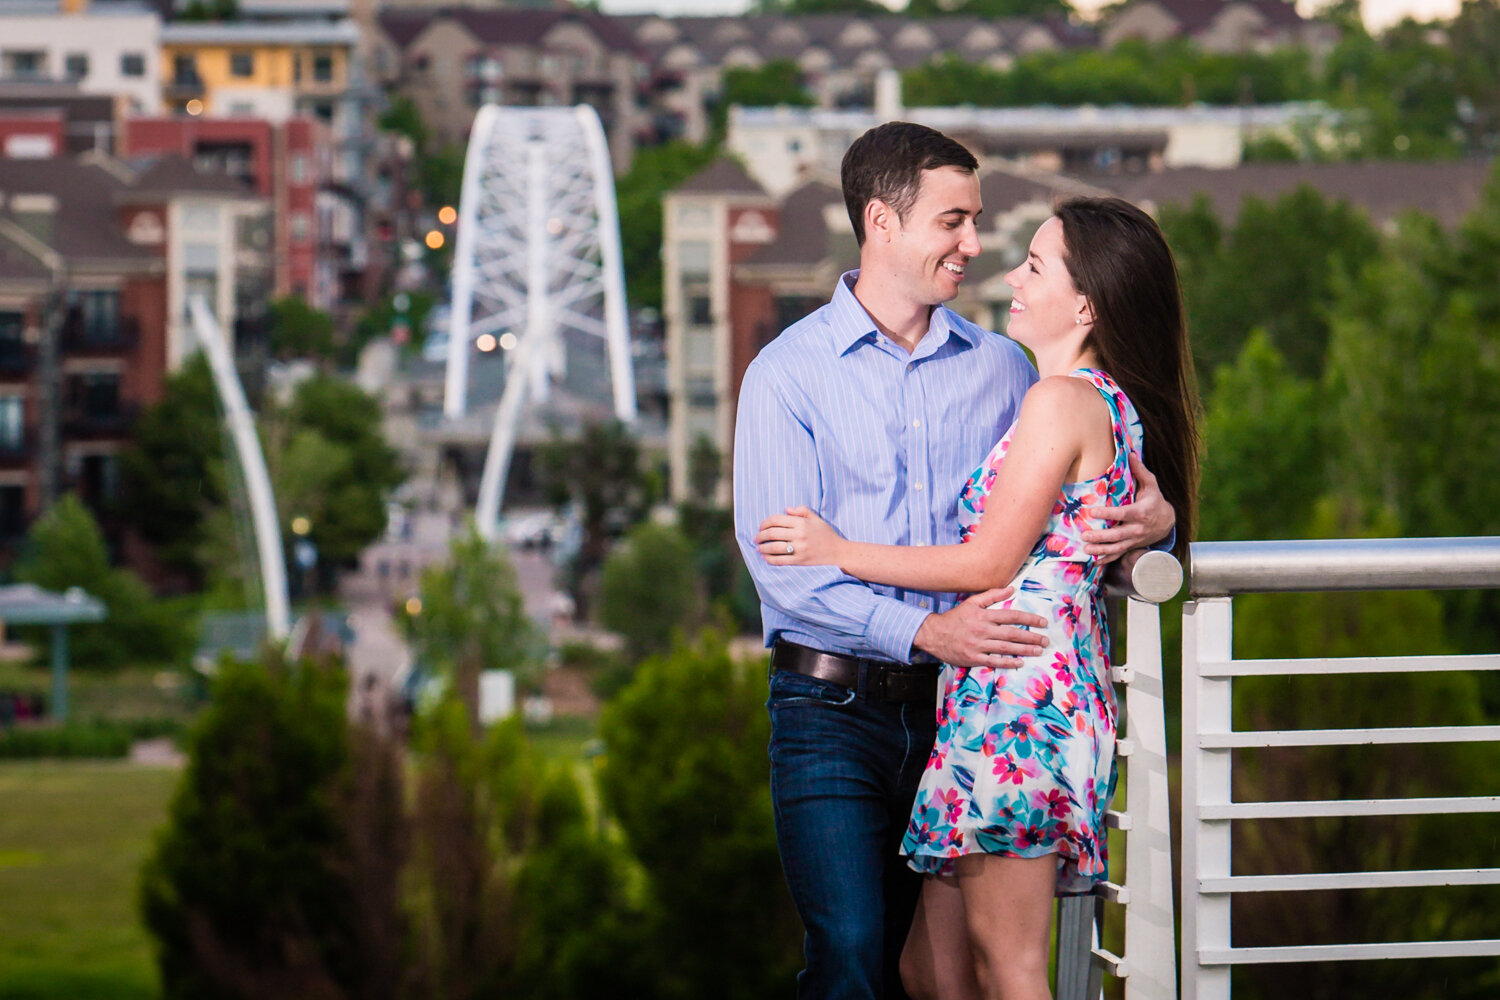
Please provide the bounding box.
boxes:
[445,104,635,539]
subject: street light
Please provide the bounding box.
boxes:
[291,516,317,598]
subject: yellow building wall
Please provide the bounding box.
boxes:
[161,43,347,112]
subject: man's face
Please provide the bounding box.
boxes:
[887,165,983,307]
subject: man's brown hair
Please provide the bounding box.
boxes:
[840,121,979,246]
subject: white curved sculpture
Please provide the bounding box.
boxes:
[445,104,636,540]
[188,296,290,640]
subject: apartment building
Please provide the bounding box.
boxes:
[122,115,325,305]
[0,152,270,560]
[0,0,162,113]
[374,7,643,173]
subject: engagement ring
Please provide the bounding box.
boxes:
[786,543,794,555]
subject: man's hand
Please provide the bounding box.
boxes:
[913,588,1048,669]
[1081,454,1175,561]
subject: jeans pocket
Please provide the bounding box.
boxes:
[768,669,857,708]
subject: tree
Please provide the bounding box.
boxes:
[140,651,406,1000]
[722,59,815,110]
[274,375,405,568]
[1167,186,1380,379]
[598,522,702,661]
[1197,332,1327,542]
[15,495,193,669]
[267,296,336,362]
[1323,215,1500,539]
[1450,0,1500,153]
[598,630,801,1000]
[117,355,224,586]
[536,420,655,615]
[399,530,541,730]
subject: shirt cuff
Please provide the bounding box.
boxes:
[867,598,933,664]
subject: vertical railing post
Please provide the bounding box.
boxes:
[1122,596,1177,999]
[1181,598,1234,999]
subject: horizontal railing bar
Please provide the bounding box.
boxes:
[1199,939,1500,965]
[1104,809,1132,830]
[1200,868,1500,893]
[1200,725,1500,748]
[1102,548,1182,603]
[1092,948,1128,977]
[1201,796,1500,820]
[1197,653,1500,677]
[1189,536,1500,596]
[1094,880,1130,905]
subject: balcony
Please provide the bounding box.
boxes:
[165,74,206,101]
[0,341,35,376]
[62,402,139,438]
[0,430,32,467]
[61,315,139,355]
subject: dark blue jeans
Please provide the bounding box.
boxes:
[768,666,939,1000]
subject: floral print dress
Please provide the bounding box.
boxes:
[901,368,1142,894]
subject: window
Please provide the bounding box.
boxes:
[688,294,712,326]
[0,486,24,539]
[312,51,334,83]
[0,312,21,346]
[3,51,46,80]
[289,154,308,184]
[0,397,22,452]
[71,372,120,419]
[74,291,121,343]
[173,54,199,86]
[80,453,119,503]
[290,212,311,242]
[64,53,88,81]
[230,51,254,77]
[120,52,145,77]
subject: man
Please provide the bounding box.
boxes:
[733,122,1173,999]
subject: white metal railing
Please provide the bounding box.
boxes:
[1056,550,1183,1000]
[1181,536,1500,998]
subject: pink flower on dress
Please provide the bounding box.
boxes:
[1033,787,1071,819]
[994,754,1040,785]
[934,787,965,824]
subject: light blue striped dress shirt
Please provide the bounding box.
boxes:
[733,271,1039,664]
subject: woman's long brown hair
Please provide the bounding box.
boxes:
[1054,196,1201,562]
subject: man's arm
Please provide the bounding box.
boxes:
[733,360,1046,666]
[733,360,930,661]
[1081,454,1176,560]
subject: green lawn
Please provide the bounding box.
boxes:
[0,761,178,1000]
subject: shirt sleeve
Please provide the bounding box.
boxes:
[732,359,931,662]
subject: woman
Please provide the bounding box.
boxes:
[754,196,1198,1000]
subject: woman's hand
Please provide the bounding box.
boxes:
[755,506,844,566]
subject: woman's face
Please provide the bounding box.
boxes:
[1003,217,1089,349]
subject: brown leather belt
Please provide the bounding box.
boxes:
[771,640,940,704]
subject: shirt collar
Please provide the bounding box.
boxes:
[830,270,976,357]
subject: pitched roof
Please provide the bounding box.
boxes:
[389,7,639,53]
[676,157,767,196]
[1123,0,1306,35]
[0,157,152,264]
[745,180,842,267]
[127,154,256,197]
[1113,161,1493,229]
[0,236,52,285]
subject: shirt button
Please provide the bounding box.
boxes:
[913,482,924,492]
[914,540,927,546]
[912,418,922,428]
[907,363,915,372]
[920,599,930,609]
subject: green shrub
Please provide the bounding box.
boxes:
[0,722,131,759]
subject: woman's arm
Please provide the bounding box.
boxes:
[756,377,1113,592]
